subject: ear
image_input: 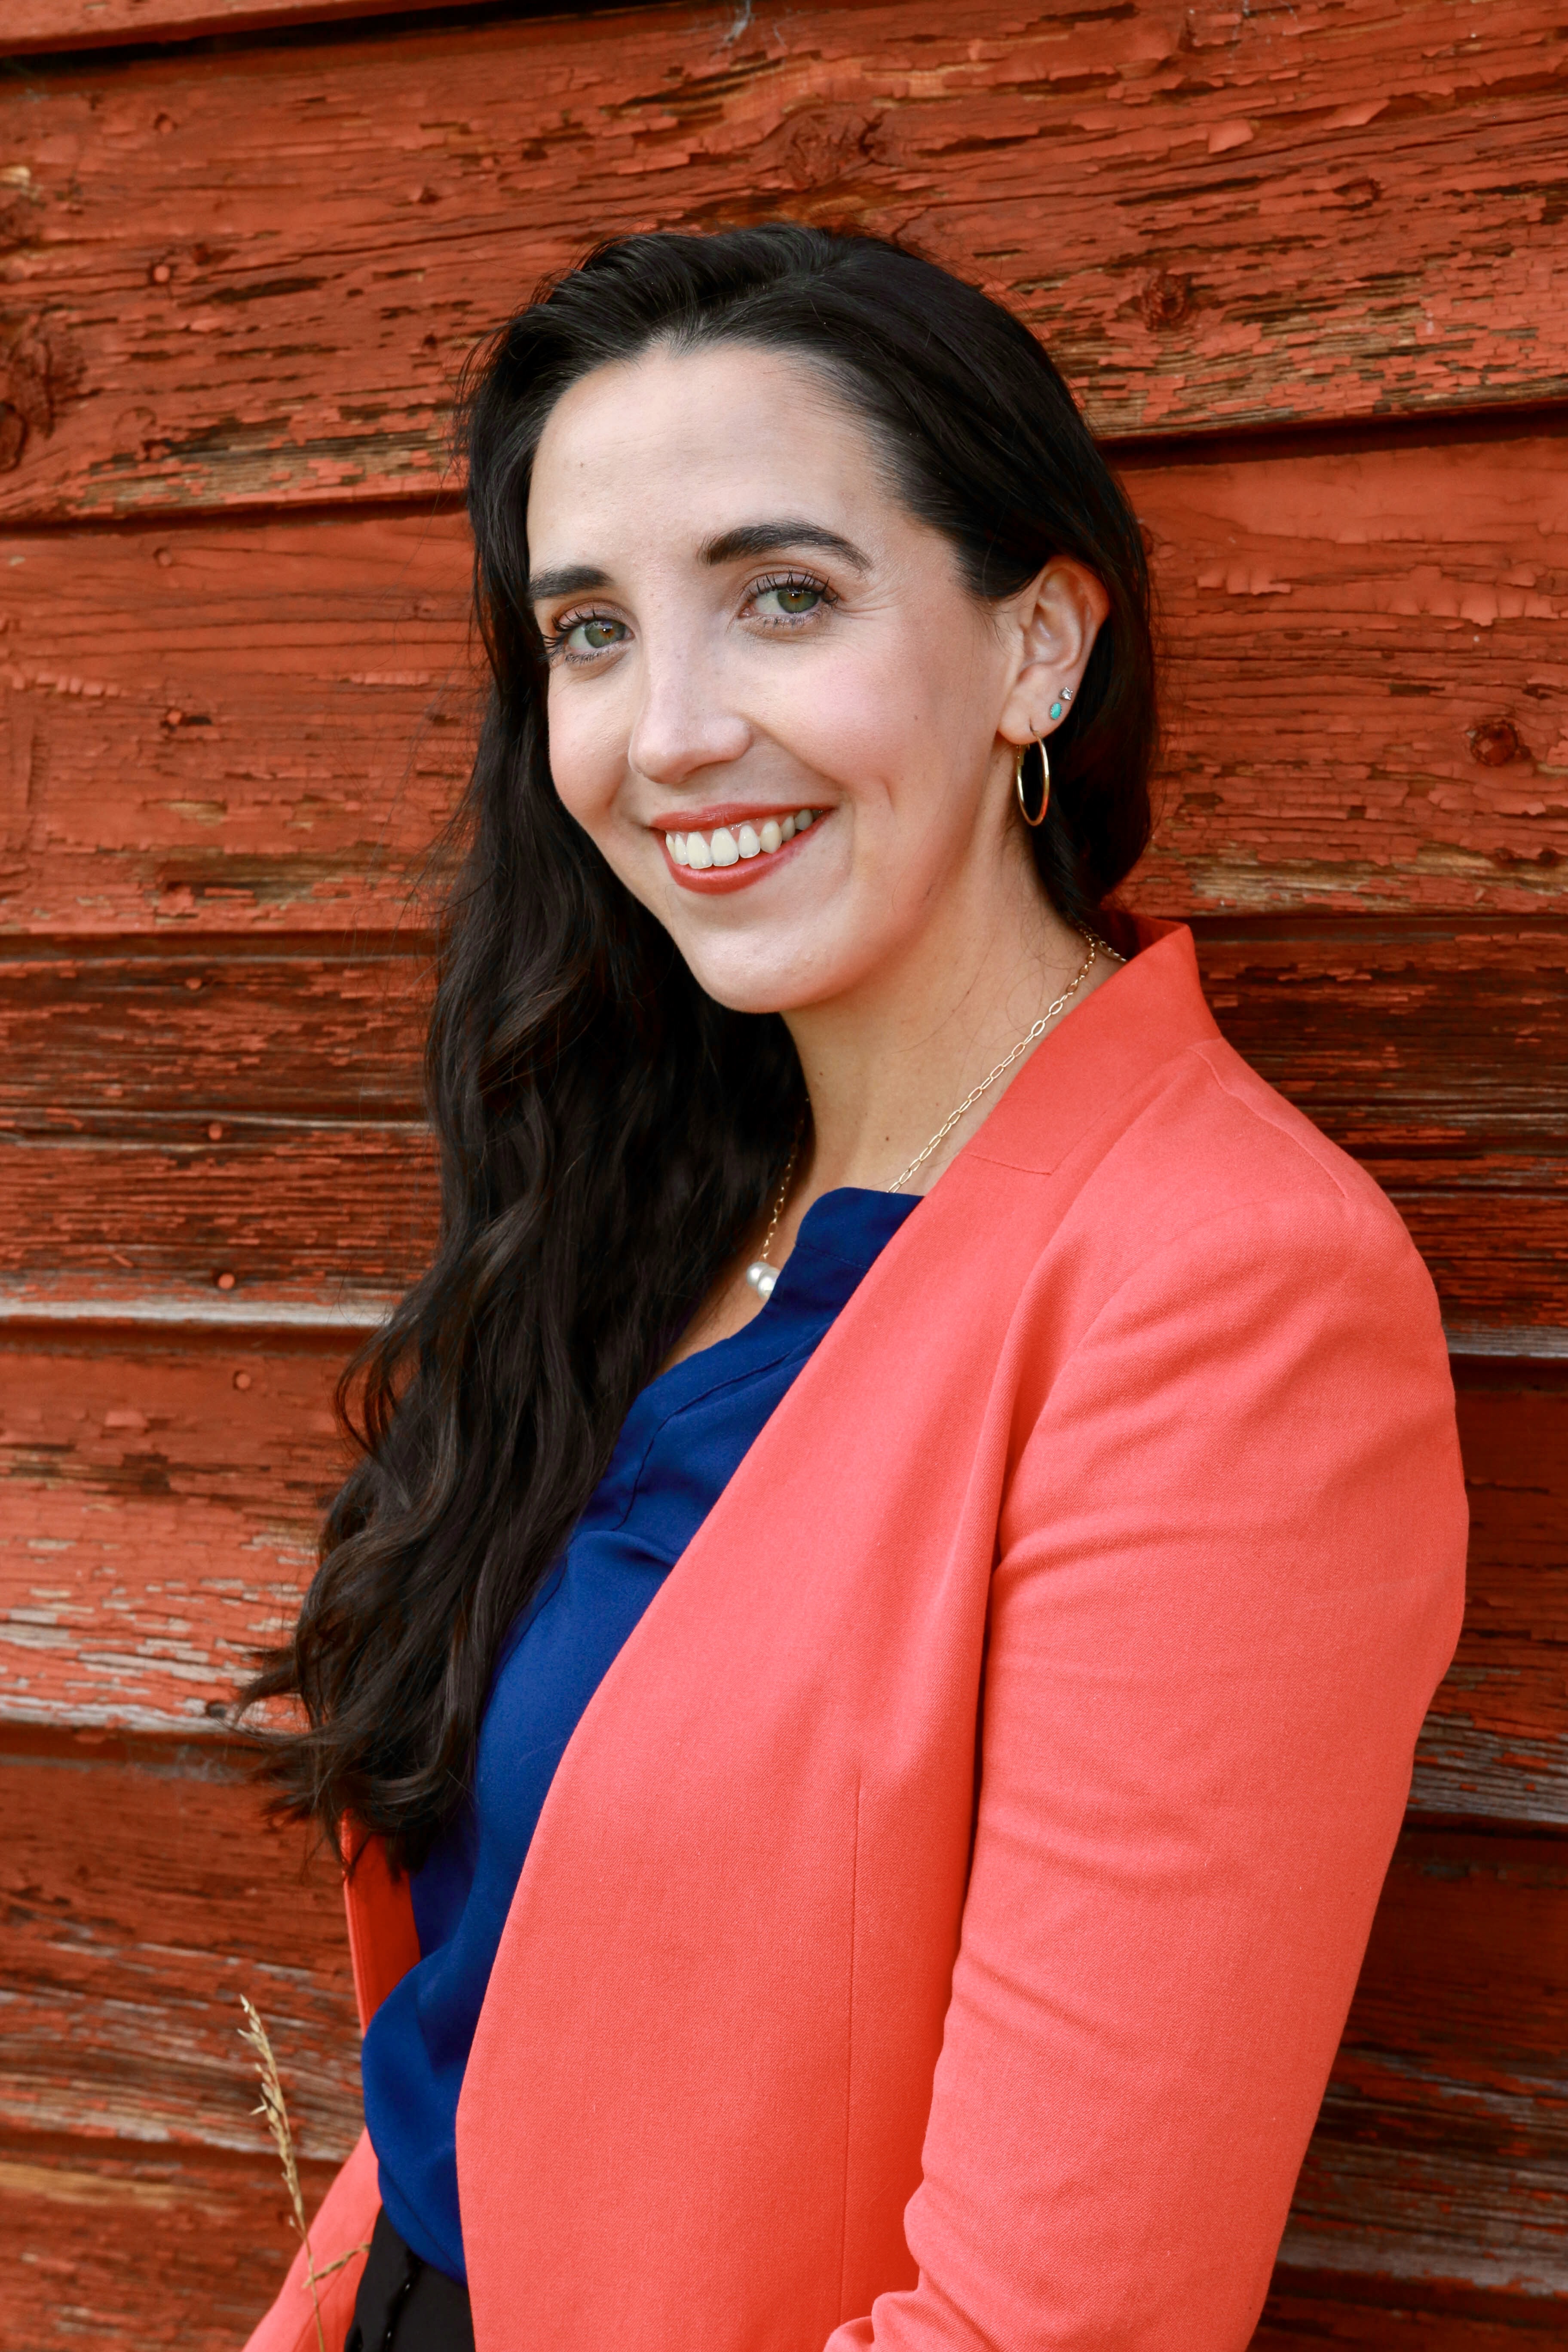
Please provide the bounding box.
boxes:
[997,558,1111,750]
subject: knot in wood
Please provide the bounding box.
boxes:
[1139,271,1192,332]
[776,107,876,190]
[1338,178,1381,210]
[0,331,55,469]
[0,195,35,251]
[1469,717,1525,768]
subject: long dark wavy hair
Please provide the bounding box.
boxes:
[244,225,1157,1871]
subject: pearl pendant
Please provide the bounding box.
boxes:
[745,1260,778,1299]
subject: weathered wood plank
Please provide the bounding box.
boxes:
[1256,2273,1566,2346]
[1279,1832,1568,2300]
[6,922,1563,1109]
[6,918,1560,1147]
[0,511,471,938]
[0,1112,1558,1354]
[3,2143,1553,2352]
[0,0,1565,519]
[0,2129,330,2352]
[1126,436,1568,917]
[0,908,1560,1363]
[1384,1190,1568,1341]
[1192,924,1568,1162]
[4,1743,1561,2330]
[1413,1377,1568,1828]
[0,1332,343,1729]
[3,1338,1563,1835]
[5,430,1568,936]
[0,941,429,1118]
[1197,920,1568,1339]
[0,1735,359,2159]
[0,1118,1553,1336]
[2,0,474,58]
[0,1121,436,1309]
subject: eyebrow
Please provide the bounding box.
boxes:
[525,520,870,606]
[525,561,610,604]
[698,519,872,571]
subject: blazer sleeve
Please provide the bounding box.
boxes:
[827,1179,1467,2351]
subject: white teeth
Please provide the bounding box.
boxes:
[666,811,821,870]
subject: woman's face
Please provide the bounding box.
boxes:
[526,341,1102,1016]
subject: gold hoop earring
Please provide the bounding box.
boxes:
[1014,737,1050,828]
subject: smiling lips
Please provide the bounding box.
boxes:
[660,807,823,892]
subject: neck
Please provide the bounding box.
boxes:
[782,842,1104,1205]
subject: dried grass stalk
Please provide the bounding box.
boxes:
[239,1994,368,2352]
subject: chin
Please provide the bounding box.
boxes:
[672,936,847,1019]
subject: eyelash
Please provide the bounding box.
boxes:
[539,613,620,666]
[747,569,840,622]
[540,569,839,664]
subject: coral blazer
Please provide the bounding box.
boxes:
[248,920,1467,2352]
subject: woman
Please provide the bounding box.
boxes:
[245,227,1466,2352]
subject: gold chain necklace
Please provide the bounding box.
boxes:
[744,931,1115,1299]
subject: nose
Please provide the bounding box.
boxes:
[627,629,751,789]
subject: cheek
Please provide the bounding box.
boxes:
[757,631,950,789]
[545,680,626,836]
[774,623,992,832]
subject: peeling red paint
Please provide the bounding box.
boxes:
[2,0,1565,2339]
[0,3,1564,518]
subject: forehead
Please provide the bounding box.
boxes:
[526,342,891,558]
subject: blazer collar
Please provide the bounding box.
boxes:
[958,918,1220,1179]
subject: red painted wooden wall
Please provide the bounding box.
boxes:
[0,3,1564,2343]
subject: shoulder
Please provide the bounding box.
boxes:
[971,922,1412,1275]
[951,922,1446,1375]
[1131,1028,1407,1247]
[1022,1034,1458,1460]
[1004,1038,1444,1409]
[1087,1031,1438,1334]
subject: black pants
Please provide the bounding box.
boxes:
[346,2208,475,2352]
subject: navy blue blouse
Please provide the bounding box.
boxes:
[360,1185,920,2282]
